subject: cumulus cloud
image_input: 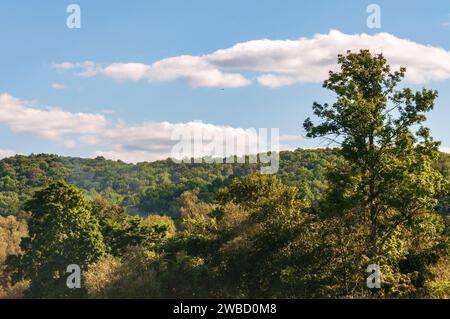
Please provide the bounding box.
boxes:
[0,93,108,145]
[55,58,251,88]
[0,94,287,163]
[55,30,450,88]
[86,121,284,163]
[206,30,450,87]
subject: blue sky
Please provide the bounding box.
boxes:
[1,0,450,161]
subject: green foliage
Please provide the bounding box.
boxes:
[7,181,107,298]
[0,215,28,298]
[0,192,20,217]
[0,149,344,217]
[84,247,163,299]
[91,196,175,255]
[303,50,449,296]
[0,52,449,299]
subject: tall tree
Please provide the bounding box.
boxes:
[303,50,447,261]
[7,181,106,298]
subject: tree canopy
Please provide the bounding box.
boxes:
[0,51,449,299]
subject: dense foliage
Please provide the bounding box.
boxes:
[0,149,343,217]
[0,51,449,299]
[2,150,449,218]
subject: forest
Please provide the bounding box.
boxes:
[0,51,449,299]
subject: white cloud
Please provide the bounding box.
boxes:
[207,30,450,86]
[55,58,251,88]
[0,93,108,144]
[0,149,19,159]
[440,147,450,153]
[89,121,280,163]
[50,83,66,90]
[100,63,151,81]
[55,30,450,88]
[0,94,286,163]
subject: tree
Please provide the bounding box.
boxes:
[91,196,176,255]
[215,173,322,298]
[0,192,20,217]
[144,215,176,240]
[303,50,448,287]
[7,181,106,298]
[0,215,28,298]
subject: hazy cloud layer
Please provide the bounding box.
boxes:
[55,30,450,88]
[0,94,108,145]
[0,94,291,163]
[1,93,448,162]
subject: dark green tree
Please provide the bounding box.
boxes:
[7,181,106,298]
[92,196,176,255]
